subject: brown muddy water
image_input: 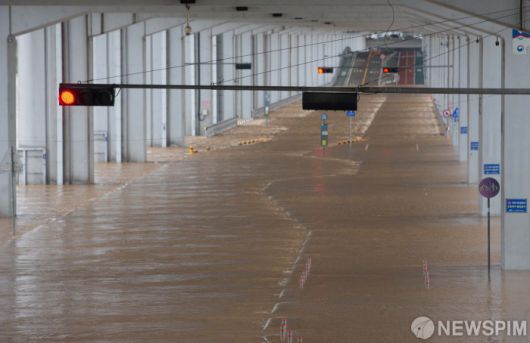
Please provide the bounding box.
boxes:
[0,95,528,343]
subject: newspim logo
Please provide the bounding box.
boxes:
[411,316,527,339]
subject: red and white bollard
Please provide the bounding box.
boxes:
[288,329,293,343]
[297,336,303,343]
[280,320,287,342]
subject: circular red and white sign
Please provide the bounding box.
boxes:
[442,110,451,118]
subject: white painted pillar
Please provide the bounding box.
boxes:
[239,31,252,119]
[108,30,122,162]
[280,33,290,99]
[479,35,502,216]
[45,24,64,184]
[501,29,530,269]
[467,38,481,184]
[254,32,266,110]
[122,22,146,162]
[270,32,280,103]
[151,31,168,147]
[305,34,313,87]
[290,34,299,97]
[92,32,110,162]
[62,16,94,183]
[16,29,47,184]
[184,33,196,135]
[0,7,17,216]
[458,36,469,162]
[168,26,185,145]
[221,30,235,120]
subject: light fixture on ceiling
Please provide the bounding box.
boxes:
[272,13,283,17]
[495,37,500,46]
[184,3,192,36]
[236,6,249,11]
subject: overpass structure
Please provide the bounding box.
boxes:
[1,1,530,342]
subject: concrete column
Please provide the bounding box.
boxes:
[92,32,110,161]
[145,35,152,146]
[254,32,266,110]
[467,38,481,184]
[305,35,313,86]
[298,34,306,87]
[108,30,122,162]
[0,7,17,216]
[16,29,47,184]
[168,26,185,145]
[450,36,459,146]
[238,31,252,120]
[458,36,469,162]
[150,31,168,146]
[280,33,290,99]
[501,29,530,269]
[221,30,235,121]
[122,22,146,162]
[184,33,196,135]
[479,35,502,216]
[270,32,280,103]
[290,34,299,97]
[45,24,64,183]
[62,15,94,183]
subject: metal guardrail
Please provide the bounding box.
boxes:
[204,117,238,137]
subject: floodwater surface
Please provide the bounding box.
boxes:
[1,95,528,343]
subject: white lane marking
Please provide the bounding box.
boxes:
[416,143,420,152]
[271,302,281,314]
[278,289,286,299]
[263,318,272,331]
[294,255,301,264]
[262,336,270,343]
[365,143,369,151]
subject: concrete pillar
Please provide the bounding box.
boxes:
[0,7,17,216]
[184,33,197,135]
[254,32,266,110]
[501,29,530,269]
[238,31,252,120]
[298,34,306,87]
[62,15,94,183]
[290,34,299,97]
[108,30,122,162]
[458,36,469,162]
[467,38,481,184]
[221,30,235,121]
[199,29,214,127]
[305,35,313,86]
[122,22,146,162]
[150,31,168,146]
[270,32,280,103]
[280,33,290,99]
[168,26,185,145]
[479,35,502,216]
[16,29,48,184]
[92,32,110,161]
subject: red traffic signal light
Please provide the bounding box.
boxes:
[59,85,116,106]
[318,67,334,74]
[383,67,399,73]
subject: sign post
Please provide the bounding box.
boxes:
[346,110,356,144]
[479,177,500,281]
[320,113,329,155]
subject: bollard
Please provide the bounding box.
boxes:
[288,329,293,343]
[297,336,303,343]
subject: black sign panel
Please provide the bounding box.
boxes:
[235,63,252,70]
[302,92,357,111]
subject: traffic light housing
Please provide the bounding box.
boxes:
[382,67,399,73]
[59,84,116,106]
[318,67,334,74]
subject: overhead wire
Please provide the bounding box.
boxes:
[85,5,528,83]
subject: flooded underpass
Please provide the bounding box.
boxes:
[1,95,529,343]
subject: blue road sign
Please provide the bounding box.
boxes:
[320,113,328,121]
[484,164,500,175]
[346,110,356,117]
[471,141,480,151]
[506,199,528,213]
[452,107,460,119]
[460,126,468,134]
[321,123,328,147]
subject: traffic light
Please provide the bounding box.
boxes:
[382,67,399,73]
[59,84,116,106]
[317,67,334,74]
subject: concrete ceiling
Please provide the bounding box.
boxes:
[1,0,527,35]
